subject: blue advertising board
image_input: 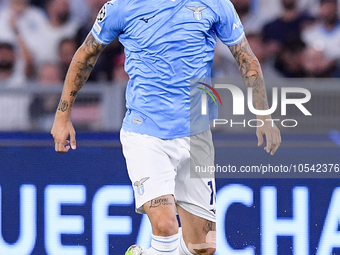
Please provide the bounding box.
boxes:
[0,133,339,255]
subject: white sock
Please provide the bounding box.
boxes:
[143,233,180,254]
[178,231,193,255]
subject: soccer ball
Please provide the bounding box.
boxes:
[125,244,144,255]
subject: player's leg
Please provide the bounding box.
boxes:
[127,195,180,255]
[177,205,216,255]
[143,194,178,236]
[139,194,180,254]
[175,177,216,255]
[175,129,216,255]
[121,129,181,254]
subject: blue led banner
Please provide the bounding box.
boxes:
[0,133,339,255]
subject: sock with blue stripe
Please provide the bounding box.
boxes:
[178,230,193,255]
[143,233,179,254]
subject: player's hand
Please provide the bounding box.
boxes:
[51,116,76,153]
[256,120,281,156]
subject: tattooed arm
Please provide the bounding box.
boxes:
[228,37,281,155]
[51,33,106,153]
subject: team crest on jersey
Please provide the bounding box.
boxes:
[186,6,207,21]
[97,4,107,22]
[134,177,150,196]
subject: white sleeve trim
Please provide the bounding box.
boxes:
[223,32,245,46]
[90,29,111,45]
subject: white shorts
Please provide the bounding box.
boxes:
[120,129,216,222]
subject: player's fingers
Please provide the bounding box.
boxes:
[279,134,282,145]
[57,142,65,153]
[63,140,71,152]
[257,131,264,147]
[270,144,279,155]
[55,141,58,152]
[270,132,281,156]
[270,139,278,155]
[265,136,272,154]
[70,130,76,150]
[56,140,70,153]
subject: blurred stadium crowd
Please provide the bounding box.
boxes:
[0,0,339,131]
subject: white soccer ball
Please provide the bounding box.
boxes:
[125,245,144,255]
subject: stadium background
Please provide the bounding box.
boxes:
[1,0,340,254]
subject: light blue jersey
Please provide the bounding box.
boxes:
[91,0,244,139]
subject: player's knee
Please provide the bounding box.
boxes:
[207,247,216,255]
[189,245,216,255]
[196,247,216,255]
[154,216,178,236]
[188,231,216,255]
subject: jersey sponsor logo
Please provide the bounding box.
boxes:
[186,6,207,21]
[139,15,156,23]
[97,4,107,22]
[233,20,241,30]
[134,177,150,195]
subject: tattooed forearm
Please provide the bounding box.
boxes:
[228,37,262,81]
[149,198,172,209]
[70,33,106,91]
[203,220,216,234]
[229,37,269,111]
[84,33,104,54]
[74,61,92,89]
[57,100,69,112]
[56,33,106,114]
[70,90,78,97]
[72,34,106,90]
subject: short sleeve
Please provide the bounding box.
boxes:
[213,0,245,46]
[91,0,124,45]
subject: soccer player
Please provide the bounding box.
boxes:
[51,0,281,254]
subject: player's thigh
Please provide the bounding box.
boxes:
[175,175,216,242]
[175,129,216,222]
[175,129,216,253]
[120,129,177,214]
[177,205,216,254]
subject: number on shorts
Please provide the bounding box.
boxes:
[208,181,214,205]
